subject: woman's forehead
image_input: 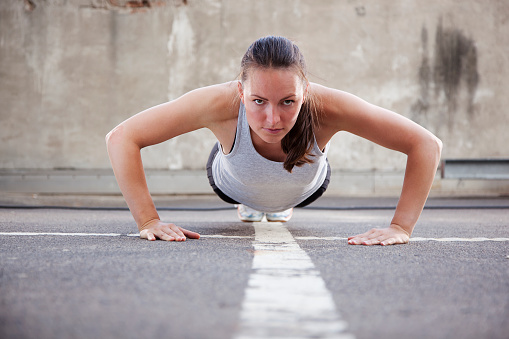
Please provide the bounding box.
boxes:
[244,68,304,93]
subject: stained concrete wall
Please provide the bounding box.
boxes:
[1,0,508,195]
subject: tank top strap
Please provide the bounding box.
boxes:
[228,101,250,157]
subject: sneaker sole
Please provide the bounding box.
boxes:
[266,218,291,222]
[266,214,293,222]
[237,212,264,222]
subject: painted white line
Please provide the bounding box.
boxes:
[234,222,354,339]
[0,232,125,237]
[201,234,253,239]
[0,232,252,239]
[1,232,507,243]
[295,236,509,242]
[295,236,348,241]
[410,237,509,242]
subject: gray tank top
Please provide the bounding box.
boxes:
[212,102,330,213]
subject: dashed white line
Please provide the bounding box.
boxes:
[295,236,348,241]
[0,232,127,237]
[200,234,253,239]
[234,222,354,339]
[0,232,251,239]
[294,236,509,242]
[0,232,507,242]
[409,237,509,242]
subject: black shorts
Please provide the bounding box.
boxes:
[206,143,331,208]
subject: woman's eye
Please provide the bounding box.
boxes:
[283,100,294,106]
[254,99,264,105]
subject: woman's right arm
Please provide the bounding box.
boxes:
[105,82,238,241]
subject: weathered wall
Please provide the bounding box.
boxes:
[1,0,508,176]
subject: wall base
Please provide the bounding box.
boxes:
[1,169,508,197]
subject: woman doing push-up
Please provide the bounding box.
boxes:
[106,36,442,246]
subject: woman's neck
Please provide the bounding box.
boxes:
[250,128,287,162]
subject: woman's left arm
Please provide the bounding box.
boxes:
[313,84,443,246]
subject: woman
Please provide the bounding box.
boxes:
[106,36,442,246]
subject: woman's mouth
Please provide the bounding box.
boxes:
[263,127,283,134]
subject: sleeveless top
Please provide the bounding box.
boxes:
[211,102,330,213]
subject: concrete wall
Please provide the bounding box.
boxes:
[1,0,508,195]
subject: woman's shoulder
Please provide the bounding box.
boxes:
[309,82,350,108]
[199,80,239,99]
[309,82,372,118]
[192,82,240,149]
[190,81,240,119]
[309,82,375,138]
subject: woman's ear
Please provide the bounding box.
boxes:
[238,81,244,104]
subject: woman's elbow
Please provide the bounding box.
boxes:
[105,130,113,147]
[425,134,443,165]
[105,125,126,152]
[433,135,443,161]
[410,132,442,165]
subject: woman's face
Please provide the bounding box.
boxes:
[239,67,306,147]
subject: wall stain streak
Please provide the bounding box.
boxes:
[23,0,36,12]
[413,25,432,116]
[85,0,170,12]
[433,18,479,116]
[412,18,479,128]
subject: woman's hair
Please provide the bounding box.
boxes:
[239,36,320,173]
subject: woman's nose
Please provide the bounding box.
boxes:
[266,106,280,125]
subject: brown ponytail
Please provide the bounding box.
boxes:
[281,92,320,172]
[240,36,320,173]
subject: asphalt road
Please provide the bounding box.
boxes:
[0,197,508,339]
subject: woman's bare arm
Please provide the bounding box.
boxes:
[106,82,238,240]
[313,84,442,245]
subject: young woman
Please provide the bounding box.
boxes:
[106,36,442,246]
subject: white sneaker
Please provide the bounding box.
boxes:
[266,208,293,222]
[237,204,264,222]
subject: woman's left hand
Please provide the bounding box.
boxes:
[348,224,410,246]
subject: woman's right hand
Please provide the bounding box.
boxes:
[139,219,201,242]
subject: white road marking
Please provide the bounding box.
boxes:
[200,234,253,239]
[0,232,251,239]
[409,237,509,242]
[294,236,509,242]
[0,232,127,237]
[234,222,354,339]
[0,233,507,243]
[295,236,349,241]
